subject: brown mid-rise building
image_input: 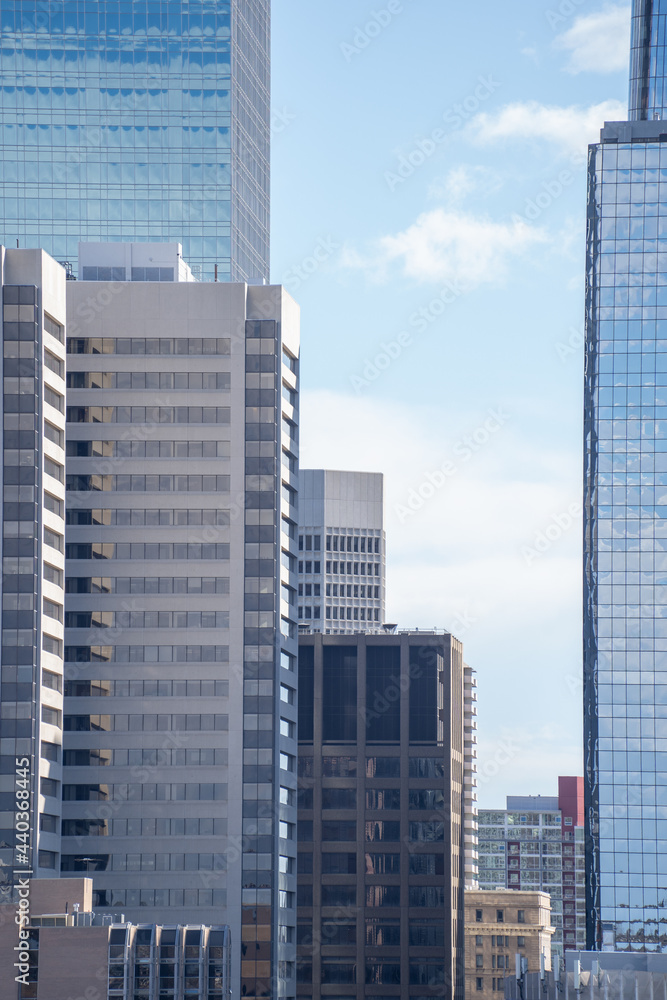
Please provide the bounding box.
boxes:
[464,888,553,1000]
[296,629,465,1000]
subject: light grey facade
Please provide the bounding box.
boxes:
[583,0,667,952]
[60,249,299,999]
[464,664,479,888]
[297,470,385,633]
[0,248,67,902]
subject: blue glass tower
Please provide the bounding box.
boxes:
[584,0,667,952]
[0,0,269,282]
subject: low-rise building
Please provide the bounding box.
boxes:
[464,888,553,1000]
[0,878,231,1000]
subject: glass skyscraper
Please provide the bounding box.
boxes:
[584,0,667,952]
[0,0,270,282]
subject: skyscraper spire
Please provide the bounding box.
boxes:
[629,0,667,120]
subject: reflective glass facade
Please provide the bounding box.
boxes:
[584,1,667,953]
[584,129,667,950]
[0,1,270,282]
[630,0,667,121]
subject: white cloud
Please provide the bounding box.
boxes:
[427,165,503,205]
[467,98,627,157]
[299,390,583,799]
[554,4,631,75]
[342,207,547,287]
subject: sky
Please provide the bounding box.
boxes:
[270,0,631,807]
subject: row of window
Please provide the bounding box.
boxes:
[325,607,381,622]
[61,852,227,872]
[66,439,231,459]
[66,575,230,595]
[60,782,228,801]
[67,405,231,424]
[327,534,381,553]
[298,756,445,778]
[297,962,446,986]
[64,644,230,663]
[64,610,230,630]
[299,821,446,843]
[61,816,228,838]
[297,788,445,810]
[65,473,231,492]
[298,852,444,876]
[66,371,231,390]
[475,908,527,923]
[101,888,228,909]
[475,955,511,969]
[67,337,232,356]
[324,561,381,577]
[297,885,447,908]
[326,583,381,599]
[66,506,231,526]
[64,713,229,732]
[65,541,230,560]
[297,918,445,948]
[65,679,229,698]
[61,747,228,768]
[475,978,505,992]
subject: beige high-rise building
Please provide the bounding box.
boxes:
[464,888,553,1000]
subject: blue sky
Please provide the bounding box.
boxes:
[270,0,630,807]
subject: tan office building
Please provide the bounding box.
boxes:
[464,888,553,1000]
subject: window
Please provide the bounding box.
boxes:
[42,669,62,693]
[41,705,62,727]
[517,936,525,947]
[517,910,525,924]
[322,788,356,810]
[44,385,64,413]
[44,526,63,552]
[45,314,64,343]
[43,597,63,623]
[38,850,57,869]
[44,349,64,378]
[44,563,63,588]
[476,909,483,922]
[44,420,63,447]
[497,910,504,923]
[322,821,356,842]
[44,492,63,517]
[322,853,356,874]
[476,978,483,992]
[321,885,356,907]
[280,718,295,739]
[40,741,60,762]
[476,955,484,969]
[321,920,355,946]
[40,777,59,797]
[366,885,400,907]
[366,788,400,809]
[42,634,62,657]
[476,935,483,946]
[39,814,58,833]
